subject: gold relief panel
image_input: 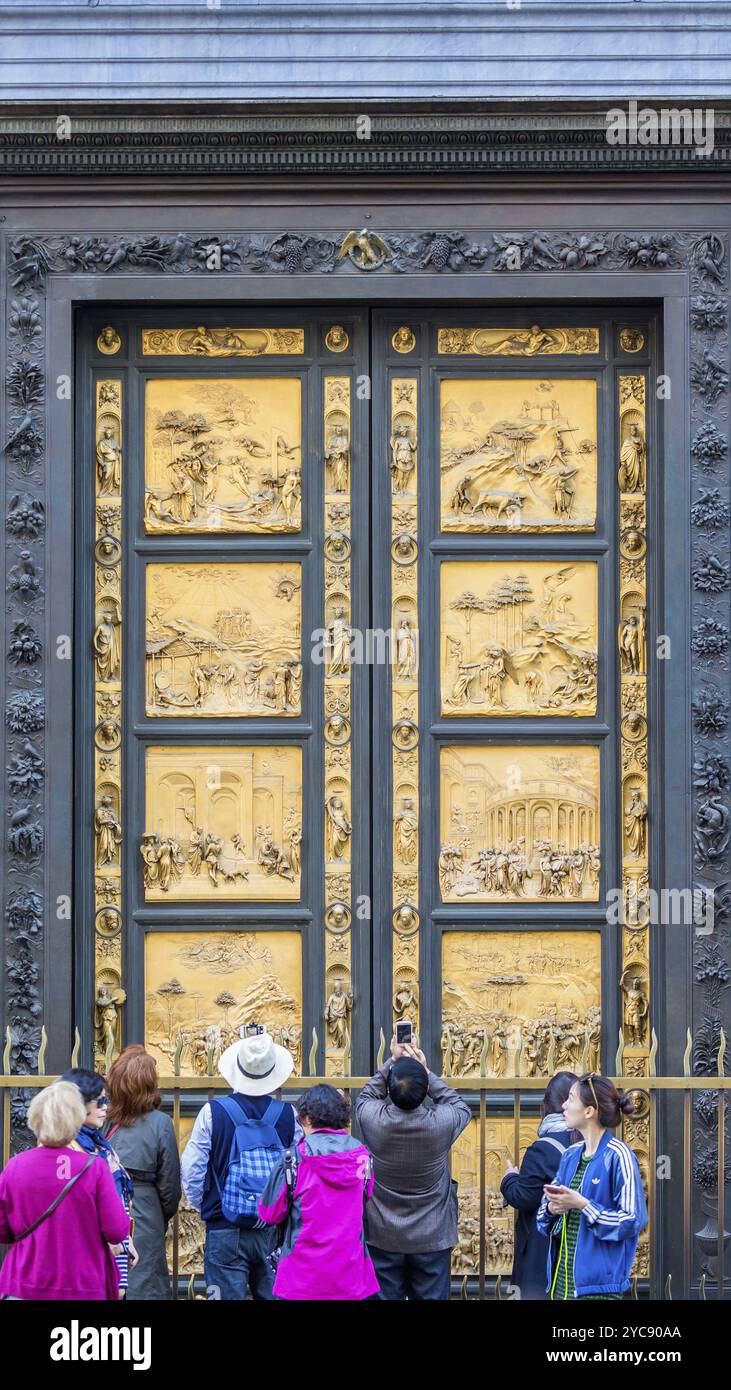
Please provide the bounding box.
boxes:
[169,1117,205,1276]
[438,326,599,357]
[441,560,598,716]
[143,745,302,901]
[146,562,302,717]
[440,378,597,533]
[142,327,305,357]
[442,931,601,1078]
[452,1117,540,1275]
[144,377,302,534]
[440,745,601,903]
[145,930,302,1076]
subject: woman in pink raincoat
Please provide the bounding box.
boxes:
[259,1084,379,1301]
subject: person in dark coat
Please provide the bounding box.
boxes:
[500,1070,578,1299]
[106,1045,181,1301]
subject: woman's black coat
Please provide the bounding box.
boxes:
[500,1130,575,1299]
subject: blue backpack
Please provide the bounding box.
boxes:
[212,1096,285,1228]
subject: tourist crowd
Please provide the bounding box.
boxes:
[0,1028,646,1302]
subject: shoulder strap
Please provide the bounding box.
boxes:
[11,1155,95,1243]
[260,1099,284,1128]
[282,1146,299,1209]
[537,1135,566,1158]
[214,1095,247,1126]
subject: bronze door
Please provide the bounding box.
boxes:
[80,312,371,1080]
[81,308,652,1106]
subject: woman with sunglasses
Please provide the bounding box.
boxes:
[536,1073,647,1300]
[61,1068,137,1297]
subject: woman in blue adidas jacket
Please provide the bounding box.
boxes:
[536,1073,647,1300]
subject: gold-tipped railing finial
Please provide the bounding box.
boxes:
[479,1028,490,1079]
[2,1028,12,1074]
[173,1030,184,1078]
[717,1028,727,1077]
[343,1028,352,1077]
[683,1028,693,1078]
[649,1028,658,1077]
[376,1029,386,1070]
[699,1272,707,1301]
[615,1028,625,1076]
[37,1026,48,1074]
[70,1028,81,1068]
[664,1273,672,1300]
[308,1028,318,1077]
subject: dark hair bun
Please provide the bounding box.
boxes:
[618,1090,636,1116]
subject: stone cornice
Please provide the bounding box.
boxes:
[3,108,731,178]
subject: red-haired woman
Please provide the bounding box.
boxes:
[106,1045,181,1301]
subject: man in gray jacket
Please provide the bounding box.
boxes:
[355,1037,470,1299]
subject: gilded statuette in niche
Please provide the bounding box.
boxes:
[442,930,601,1077]
[142,327,305,357]
[144,377,302,533]
[440,745,601,903]
[146,562,302,717]
[143,745,302,901]
[145,930,302,1076]
[441,560,598,716]
[440,378,597,532]
[438,326,599,357]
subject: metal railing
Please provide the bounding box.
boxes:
[1,1025,729,1300]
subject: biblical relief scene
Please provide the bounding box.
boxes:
[451,1117,539,1276]
[438,326,599,357]
[442,931,601,1078]
[143,745,302,901]
[144,377,302,533]
[440,377,597,532]
[441,560,598,716]
[145,930,302,1075]
[145,563,302,717]
[440,745,600,902]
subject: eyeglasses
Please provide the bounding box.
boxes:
[94,1095,110,1108]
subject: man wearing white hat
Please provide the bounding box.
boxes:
[182,1029,298,1299]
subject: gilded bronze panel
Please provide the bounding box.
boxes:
[142,327,305,356]
[143,745,302,901]
[452,1117,539,1276]
[440,745,601,903]
[438,326,599,357]
[442,931,601,1078]
[145,562,302,717]
[441,559,598,716]
[440,377,597,532]
[144,377,302,534]
[145,929,302,1075]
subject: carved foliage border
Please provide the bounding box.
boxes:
[3,232,729,1214]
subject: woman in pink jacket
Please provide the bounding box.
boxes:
[0,1080,130,1300]
[259,1084,379,1301]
